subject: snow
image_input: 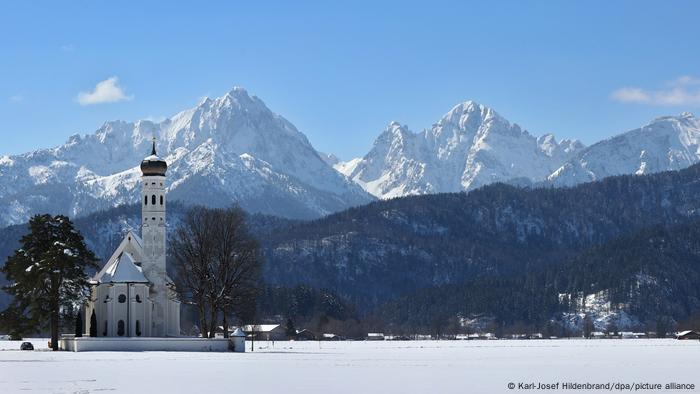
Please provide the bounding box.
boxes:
[343,101,585,199]
[0,87,372,226]
[560,290,641,331]
[94,252,149,283]
[0,339,698,393]
[549,113,700,186]
[340,103,700,199]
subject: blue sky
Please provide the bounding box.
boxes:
[1,1,699,160]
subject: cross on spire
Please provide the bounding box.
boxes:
[151,137,157,156]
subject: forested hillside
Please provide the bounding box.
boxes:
[263,164,700,309]
[2,164,700,332]
[376,221,700,334]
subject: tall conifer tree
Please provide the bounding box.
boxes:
[1,214,97,350]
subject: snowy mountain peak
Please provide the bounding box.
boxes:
[548,113,700,186]
[0,87,372,226]
[438,100,500,129]
[343,101,584,198]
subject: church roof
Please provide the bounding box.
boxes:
[94,251,149,284]
[140,138,167,176]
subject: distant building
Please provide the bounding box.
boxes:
[242,324,286,341]
[366,333,385,341]
[676,330,700,340]
[322,333,342,341]
[296,329,316,341]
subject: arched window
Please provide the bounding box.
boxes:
[117,320,125,336]
[103,321,108,336]
[160,195,163,205]
[151,194,156,205]
[136,320,142,337]
[144,195,148,205]
[118,294,126,303]
[135,294,142,303]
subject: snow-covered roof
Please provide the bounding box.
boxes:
[143,154,162,161]
[242,324,281,332]
[93,252,149,284]
[231,328,245,337]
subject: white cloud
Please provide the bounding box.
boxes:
[76,76,133,105]
[611,76,700,106]
[9,94,23,103]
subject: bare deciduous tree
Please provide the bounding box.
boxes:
[171,206,261,338]
[171,207,217,338]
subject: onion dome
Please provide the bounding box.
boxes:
[140,138,168,176]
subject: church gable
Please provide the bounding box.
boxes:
[92,231,146,283]
[95,252,149,284]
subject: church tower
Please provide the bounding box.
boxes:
[140,138,169,336]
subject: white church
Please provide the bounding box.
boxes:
[84,139,180,338]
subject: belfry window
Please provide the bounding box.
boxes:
[152,194,156,205]
[144,196,148,205]
[160,195,163,205]
[103,321,108,336]
[117,320,125,336]
[136,294,142,303]
[136,320,142,337]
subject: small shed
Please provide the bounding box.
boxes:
[296,329,316,341]
[676,330,700,340]
[367,332,385,341]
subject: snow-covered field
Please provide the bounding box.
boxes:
[0,339,698,393]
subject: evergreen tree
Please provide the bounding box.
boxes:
[89,309,97,337]
[0,214,97,350]
[656,316,672,338]
[286,317,296,339]
[582,315,595,338]
[74,310,83,337]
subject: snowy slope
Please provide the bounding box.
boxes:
[548,112,700,186]
[339,101,584,198]
[0,87,372,226]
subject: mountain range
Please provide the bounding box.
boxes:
[0,88,372,227]
[1,86,699,229]
[338,103,700,198]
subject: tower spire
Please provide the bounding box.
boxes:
[151,136,157,156]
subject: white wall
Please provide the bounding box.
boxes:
[60,337,235,352]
